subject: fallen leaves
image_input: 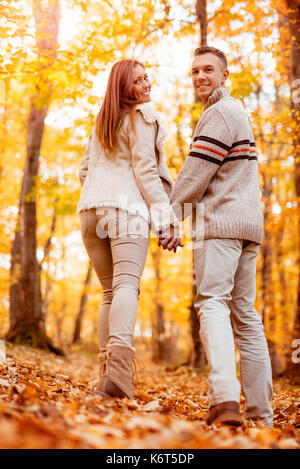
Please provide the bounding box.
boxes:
[0,378,10,388]
[0,340,6,363]
[143,400,162,412]
[134,389,154,403]
[0,344,299,449]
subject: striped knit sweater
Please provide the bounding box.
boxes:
[170,87,263,244]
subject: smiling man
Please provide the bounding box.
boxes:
[166,46,274,427]
[192,49,228,104]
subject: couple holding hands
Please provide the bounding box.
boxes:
[77,46,273,427]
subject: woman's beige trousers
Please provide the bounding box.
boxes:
[80,208,149,352]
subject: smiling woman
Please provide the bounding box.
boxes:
[132,65,151,103]
[95,59,147,151]
[76,58,180,401]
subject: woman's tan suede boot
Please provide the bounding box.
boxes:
[93,345,135,399]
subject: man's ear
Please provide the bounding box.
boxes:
[221,69,229,86]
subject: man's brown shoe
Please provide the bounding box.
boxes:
[206,401,243,426]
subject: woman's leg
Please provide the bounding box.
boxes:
[80,209,113,352]
[92,209,149,399]
[108,234,149,350]
[95,208,149,350]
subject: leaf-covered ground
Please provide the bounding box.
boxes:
[0,344,299,449]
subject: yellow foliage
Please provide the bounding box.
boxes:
[0,0,298,364]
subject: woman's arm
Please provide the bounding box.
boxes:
[78,131,92,186]
[129,111,178,233]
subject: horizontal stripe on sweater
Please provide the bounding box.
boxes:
[190,143,227,158]
[193,136,231,152]
[189,152,222,165]
[191,136,258,163]
[231,140,256,148]
[225,155,257,162]
[189,151,258,164]
[193,137,256,150]
[228,148,257,154]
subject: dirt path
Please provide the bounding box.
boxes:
[0,344,299,449]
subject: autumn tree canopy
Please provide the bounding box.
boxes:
[0,0,299,377]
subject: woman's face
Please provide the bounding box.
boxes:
[132,65,151,103]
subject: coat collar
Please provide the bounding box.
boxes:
[204,86,230,111]
[135,103,158,124]
[134,103,166,158]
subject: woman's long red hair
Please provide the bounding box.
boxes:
[95,59,145,151]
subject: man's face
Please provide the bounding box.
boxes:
[192,53,229,104]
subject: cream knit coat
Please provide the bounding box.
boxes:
[77,104,177,233]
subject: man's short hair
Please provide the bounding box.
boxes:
[194,46,227,70]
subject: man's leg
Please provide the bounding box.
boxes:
[194,238,242,406]
[230,242,273,428]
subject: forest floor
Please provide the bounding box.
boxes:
[0,342,299,449]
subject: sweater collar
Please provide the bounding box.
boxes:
[204,86,230,110]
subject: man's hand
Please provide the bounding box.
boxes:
[157,225,184,252]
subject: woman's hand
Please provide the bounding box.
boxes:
[157,225,184,252]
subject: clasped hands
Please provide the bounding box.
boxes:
[157,225,184,252]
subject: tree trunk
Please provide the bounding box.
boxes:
[283,0,300,380]
[259,110,278,369]
[8,227,23,333]
[196,0,207,46]
[187,0,208,369]
[189,277,207,368]
[168,320,179,364]
[271,218,288,376]
[7,0,61,352]
[9,168,26,337]
[261,167,274,327]
[40,206,57,328]
[72,262,93,344]
[151,249,167,362]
